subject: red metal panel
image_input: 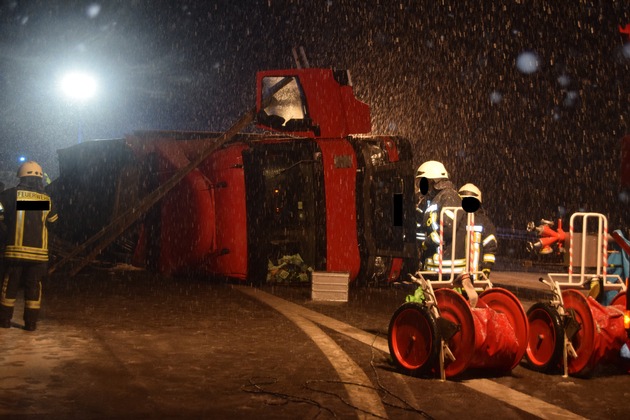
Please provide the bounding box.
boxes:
[125,136,248,278]
[200,145,249,280]
[339,84,371,136]
[388,258,404,282]
[159,169,215,274]
[316,138,361,280]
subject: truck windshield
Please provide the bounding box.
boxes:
[261,76,307,129]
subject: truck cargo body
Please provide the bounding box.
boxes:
[51,132,416,284]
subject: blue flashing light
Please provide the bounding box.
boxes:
[18,156,26,163]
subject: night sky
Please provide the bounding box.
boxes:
[0,0,629,234]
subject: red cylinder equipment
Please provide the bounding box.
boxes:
[388,287,529,378]
[526,290,627,376]
[566,290,627,375]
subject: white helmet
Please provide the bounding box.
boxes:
[415,160,448,180]
[458,183,482,204]
[17,161,44,178]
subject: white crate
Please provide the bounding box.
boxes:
[311,272,349,302]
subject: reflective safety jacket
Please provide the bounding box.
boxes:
[466,210,498,276]
[422,206,498,277]
[416,180,461,269]
[0,186,58,262]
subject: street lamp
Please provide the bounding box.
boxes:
[59,71,98,143]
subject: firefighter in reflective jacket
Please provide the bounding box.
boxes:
[458,183,498,280]
[415,160,461,273]
[0,161,58,331]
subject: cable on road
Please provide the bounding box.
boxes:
[304,379,389,419]
[368,334,434,419]
[304,334,434,420]
[241,376,337,419]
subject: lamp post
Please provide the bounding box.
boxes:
[59,71,97,143]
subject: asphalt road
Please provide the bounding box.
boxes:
[0,268,628,419]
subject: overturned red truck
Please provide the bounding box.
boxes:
[49,68,418,284]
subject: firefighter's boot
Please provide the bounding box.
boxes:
[23,307,39,332]
[0,304,13,328]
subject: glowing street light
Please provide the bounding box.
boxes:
[58,71,98,143]
[59,72,98,101]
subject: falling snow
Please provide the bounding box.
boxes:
[0,0,627,236]
[516,51,541,74]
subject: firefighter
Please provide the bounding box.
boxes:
[415,160,461,273]
[0,161,58,331]
[457,183,498,280]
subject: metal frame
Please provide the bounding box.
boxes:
[415,206,493,291]
[411,206,495,380]
[540,212,626,377]
[546,212,626,292]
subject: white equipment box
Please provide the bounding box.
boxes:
[311,272,349,302]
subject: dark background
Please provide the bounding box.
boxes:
[0,0,629,235]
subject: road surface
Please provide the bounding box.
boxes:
[0,268,627,419]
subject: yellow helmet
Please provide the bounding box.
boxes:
[415,160,448,180]
[458,183,482,204]
[17,161,44,178]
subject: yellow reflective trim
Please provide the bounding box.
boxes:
[483,254,496,263]
[25,282,42,309]
[1,273,12,306]
[41,210,49,250]
[17,191,49,201]
[443,209,455,220]
[482,234,497,246]
[430,255,466,265]
[4,245,48,255]
[424,264,465,274]
[16,210,24,246]
[0,297,16,307]
[3,247,49,261]
[48,214,58,223]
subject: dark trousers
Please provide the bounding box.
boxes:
[0,259,47,324]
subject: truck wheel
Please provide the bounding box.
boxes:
[388,302,439,376]
[525,302,563,373]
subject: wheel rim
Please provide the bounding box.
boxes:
[390,305,436,370]
[562,289,596,375]
[435,289,475,377]
[526,305,561,368]
[479,288,529,369]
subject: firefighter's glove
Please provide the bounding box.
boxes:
[453,273,478,308]
[452,273,468,289]
[482,268,491,279]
